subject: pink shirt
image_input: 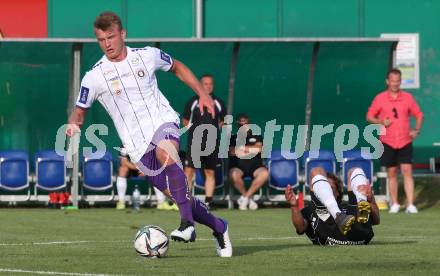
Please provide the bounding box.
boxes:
[367,90,423,149]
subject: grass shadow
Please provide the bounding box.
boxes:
[414,177,440,210]
[370,240,418,246]
[233,243,310,256]
[394,177,440,210]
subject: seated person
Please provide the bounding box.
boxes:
[229,113,269,210]
[116,147,177,211]
[285,167,380,245]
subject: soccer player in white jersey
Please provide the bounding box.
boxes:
[66,11,232,257]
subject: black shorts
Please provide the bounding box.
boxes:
[230,162,264,179]
[185,147,219,170]
[380,143,413,167]
[127,169,141,178]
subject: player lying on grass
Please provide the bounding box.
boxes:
[285,167,380,245]
[66,11,231,257]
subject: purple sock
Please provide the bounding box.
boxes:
[165,163,194,224]
[192,197,226,233]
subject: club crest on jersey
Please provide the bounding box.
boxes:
[160,50,171,64]
[137,68,146,79]
[130,57,140,65]
[79,86,89,104]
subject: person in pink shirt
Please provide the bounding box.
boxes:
[366,68,423,214]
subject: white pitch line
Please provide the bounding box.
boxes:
[0,236,300,247]
[0,268,128,276]
[0,241,91,246]
[198,236,301,241]
[0,235,423,247]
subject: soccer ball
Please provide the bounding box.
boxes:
[134,225,169,258]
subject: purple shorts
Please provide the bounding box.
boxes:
[136,122,181,192]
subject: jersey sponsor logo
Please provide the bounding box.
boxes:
[79,86,89,104]
[120,72,133,78]
[111,80,122,95]
[137,68,146,79]
[103,69,114,76]
[130,57,140,65]
[160,50,171,64]
[326,237,365,246]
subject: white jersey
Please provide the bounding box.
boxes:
[76,46,179,163]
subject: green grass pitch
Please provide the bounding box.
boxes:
[1,205,439,275]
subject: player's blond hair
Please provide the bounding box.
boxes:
[94,11,123,31]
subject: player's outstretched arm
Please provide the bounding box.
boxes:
[170,59,215,118]
[66,107,87,137]
[367,188,380,225]
[285,184,308,234]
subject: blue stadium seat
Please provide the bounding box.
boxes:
[35,150,66,193]
[342,149,373,186]
[82,151,113,192]
[268,150,299,190]
[267,150,299,201]
[303,150,336,186]
[194,161,224,191]
[0,150,31,201]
